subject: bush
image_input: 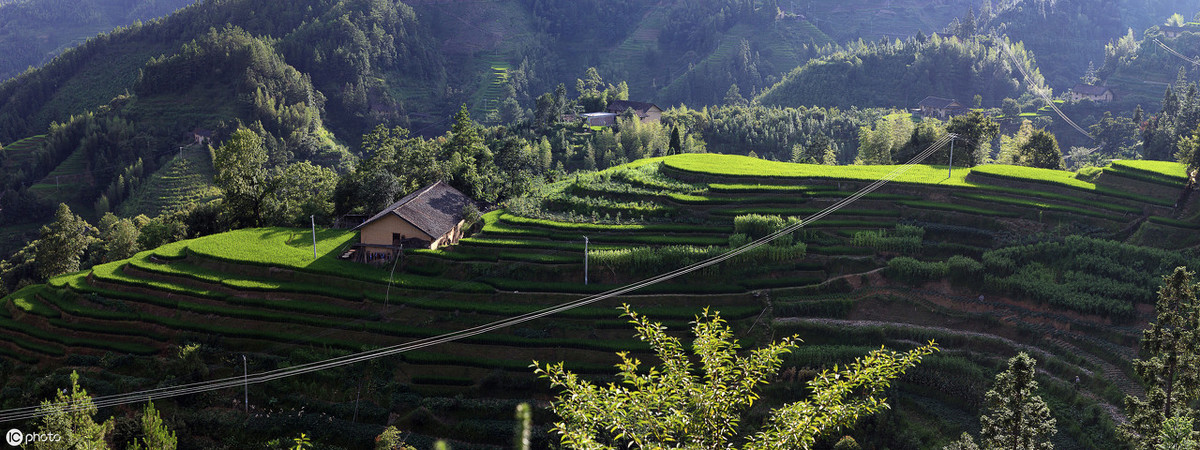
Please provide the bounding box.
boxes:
[946,255,983,284]
[886,257,947,284]
[851,225,923,253]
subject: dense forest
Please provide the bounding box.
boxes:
[756,34,1037,110]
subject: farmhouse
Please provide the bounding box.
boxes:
[1069,84,1114,103]
[1160,25,1188,38]
[606,100,663,123]
[917,96,967,119]
[351,181,473,261]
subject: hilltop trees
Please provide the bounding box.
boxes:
[1123,267,1200,450]
[535,305,938,449]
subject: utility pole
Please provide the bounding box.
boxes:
[311,215,317,260]
[583,236,589,285]
[947,136,955,178]
[179,146,184,160]
[242,355,248,413]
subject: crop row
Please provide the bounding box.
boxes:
[951,192,1122,221]
[711,207,901,217]
[968,167,1174,207]
[1103,165,1186,188]
[64,273,667,355]
[0,310,156,354]
[897,200,1017,217]
[1148,216,1200,230]
[481,219,727,246]
[497,212,725,233]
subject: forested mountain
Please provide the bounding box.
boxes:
[977,0,1200,90]
[755,34,1036,110]
[0,0,198,81]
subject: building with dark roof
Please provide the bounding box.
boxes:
[352,181,472,258]
[1069,84,1114,103]
[917,96,967,119]
[606,100,663,123]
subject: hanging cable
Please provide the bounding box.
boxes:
[997,39,1093,140]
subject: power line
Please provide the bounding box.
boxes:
[996,38,1093,140]
[1155,38,1200,66]
[0,134,955,423]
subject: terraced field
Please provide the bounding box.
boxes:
[0,134,46,169]
[118,144,221,217]
[1,154,1193,448]
[28,145,94,210]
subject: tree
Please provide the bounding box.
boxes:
[1176,125,1200,177]
[1002,98,1021,117]
[35,204,97,279]
[1157,416,1197,450]
[979,352,1056,449]
[1081,61,1099,86]
[1018,128,1064,170]
[945,111,1000,167]
[268,161,338,226]
[33,371,113,450]
[95,213,139,262]
[1124,267,1200,450]
[944,432,981,450]
[445,105,499,202]
[375,426,417,450]
[669,127,682,155]
[213,127,270,227]
[724,84,748,106]
[534,305,938,449]
[127,401,176,450]
[998,120,1034,164]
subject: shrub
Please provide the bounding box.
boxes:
[886,257,947,284]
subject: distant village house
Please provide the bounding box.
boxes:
[606,100,663,124]
[1160,25,1189,39]
[1069,84,1114,103]
[350,181,473,262]
[917,96,967,120]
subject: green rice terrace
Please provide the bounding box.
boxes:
[2,153,1198,448]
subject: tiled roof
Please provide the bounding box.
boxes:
[354,181,471,238]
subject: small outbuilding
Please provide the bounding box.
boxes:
[351,181,473,262]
